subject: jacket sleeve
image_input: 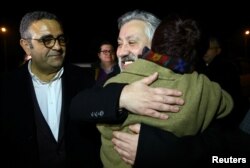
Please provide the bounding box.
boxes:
[69,83,128,123]
[134,120,227,168]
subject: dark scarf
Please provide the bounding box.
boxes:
[139,47,192,74]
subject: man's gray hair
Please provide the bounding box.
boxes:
[118,10,161,41]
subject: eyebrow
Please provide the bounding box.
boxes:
[39,34,65,39]
[39,34,53,39]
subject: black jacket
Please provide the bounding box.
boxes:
[0,63,95,168]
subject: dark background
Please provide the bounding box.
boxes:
[0,1,250,72]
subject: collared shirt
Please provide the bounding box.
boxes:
[28,60,64,141]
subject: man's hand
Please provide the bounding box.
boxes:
[119,72,184,119]
[112,124,141,165]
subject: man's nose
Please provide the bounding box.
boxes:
[52,40,62,50]
[117,44,129,58]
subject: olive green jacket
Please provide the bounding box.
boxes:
[98,59,233,168]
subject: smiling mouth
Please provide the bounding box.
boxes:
[123,60,134,65]
[121,54,136,69]
[120,60,134,70]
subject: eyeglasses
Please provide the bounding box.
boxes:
[100,50,114,54]
[24,35,67,49]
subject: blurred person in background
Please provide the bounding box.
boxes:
[196,35,249,128]
[92,41,120,87]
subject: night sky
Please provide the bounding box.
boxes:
[0,1,250,72]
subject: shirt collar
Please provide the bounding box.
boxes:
[28,60,64,84]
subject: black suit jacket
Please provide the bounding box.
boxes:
[0,62,95,168]
[68,82,127,168]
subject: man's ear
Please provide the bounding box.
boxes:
[20,39,31,55]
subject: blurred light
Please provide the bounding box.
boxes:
[245,30,250,36]
[1,27,7,33]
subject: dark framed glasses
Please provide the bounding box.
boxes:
[25,35,67,49]
[100,50,114,54]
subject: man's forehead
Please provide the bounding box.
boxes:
[29,19,62,37]
[120,20,146,33]
[119,27,147,42]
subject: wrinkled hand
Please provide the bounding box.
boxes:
[119,72,184,119]
[112,124,141,165]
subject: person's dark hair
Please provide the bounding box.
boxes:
[98,41,114,53]
[151,15,200,63]
[19,11,62,39]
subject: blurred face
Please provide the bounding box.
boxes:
[98,44,115,63]
[117,20,151,71]
[203,41,221,64]
[22,19,66,74]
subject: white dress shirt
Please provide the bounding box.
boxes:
[28,61,63,141]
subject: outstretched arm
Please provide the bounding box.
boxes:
[119,72,184,119]
[70,72,184,123]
